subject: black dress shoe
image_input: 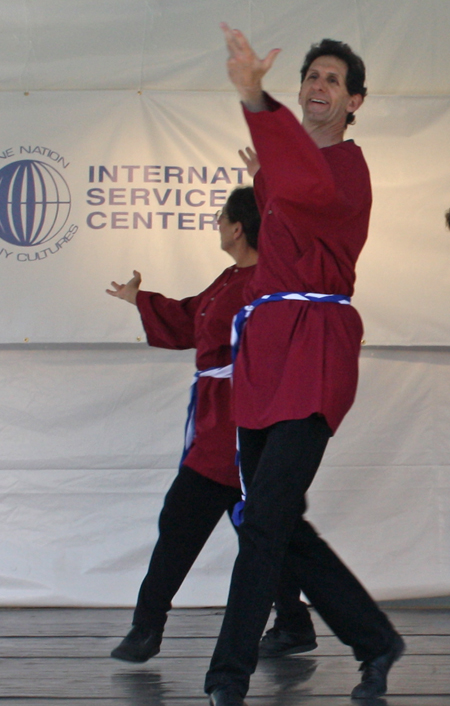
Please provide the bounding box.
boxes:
[258,626,317,658]
[110,625,162,663]
[209,687,246,706]
[351,634,405,699]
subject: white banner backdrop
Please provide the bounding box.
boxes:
[1,89,450,345]
[1,345,450,606]
[1,0,450,609]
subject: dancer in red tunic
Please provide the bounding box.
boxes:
[205,28,404,706]
[107,186,315,663]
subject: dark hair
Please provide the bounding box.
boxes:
[300,38,367,126]
[446,208,450,230]
[225,186,260,250]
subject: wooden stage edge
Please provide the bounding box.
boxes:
[0,605,450,705]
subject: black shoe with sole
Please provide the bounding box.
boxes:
[209,687,246,706]
[258,626,318,658]
[110,625,162,663]
[351,634,405,699]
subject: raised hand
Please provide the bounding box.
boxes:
[238,146,260,177]
[220,22,280,110]
[106,270,142,305]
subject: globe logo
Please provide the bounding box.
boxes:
[0,159,71,247]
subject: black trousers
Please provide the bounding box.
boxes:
[133,464,313,633]
[205,417,398,697]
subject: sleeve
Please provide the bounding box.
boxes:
[324,143,372,215]
[243,93,336,208]
[253,169,268,214]
[136,290,200,350]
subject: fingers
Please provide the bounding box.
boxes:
[220,22,280,102]
[220,22,280,65]
[238,148,249,165]
[220,23,249,56]
[238,146,258,167]
[238,146,254,158]
[106,281,122,296]
[220,22,239,57]
[221,23,261,72]
[262,47,282,71]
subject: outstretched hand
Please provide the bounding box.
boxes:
[238,146,260,177]
[220,23,280,110]
[106,270,142,305]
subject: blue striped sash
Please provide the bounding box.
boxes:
[231,291,351,362]
[180,364,233,467]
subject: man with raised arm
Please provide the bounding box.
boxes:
[204,25,404,706]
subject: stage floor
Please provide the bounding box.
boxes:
[0,607,449,705]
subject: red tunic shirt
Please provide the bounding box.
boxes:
[233,95,372,433]
[136,264,255,487]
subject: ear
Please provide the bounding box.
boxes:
[347,93,363,115]
[232,221,244,242]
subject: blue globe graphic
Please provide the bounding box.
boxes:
[0,159,71,247]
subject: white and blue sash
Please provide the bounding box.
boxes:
[230,290,351,526]
[231,291,351,362]
[180,363,233,466]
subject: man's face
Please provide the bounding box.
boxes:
[298,55,359,130]
[216,208,235,253]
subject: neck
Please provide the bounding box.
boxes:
[232,247,258,268]
[303,120,345,148]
